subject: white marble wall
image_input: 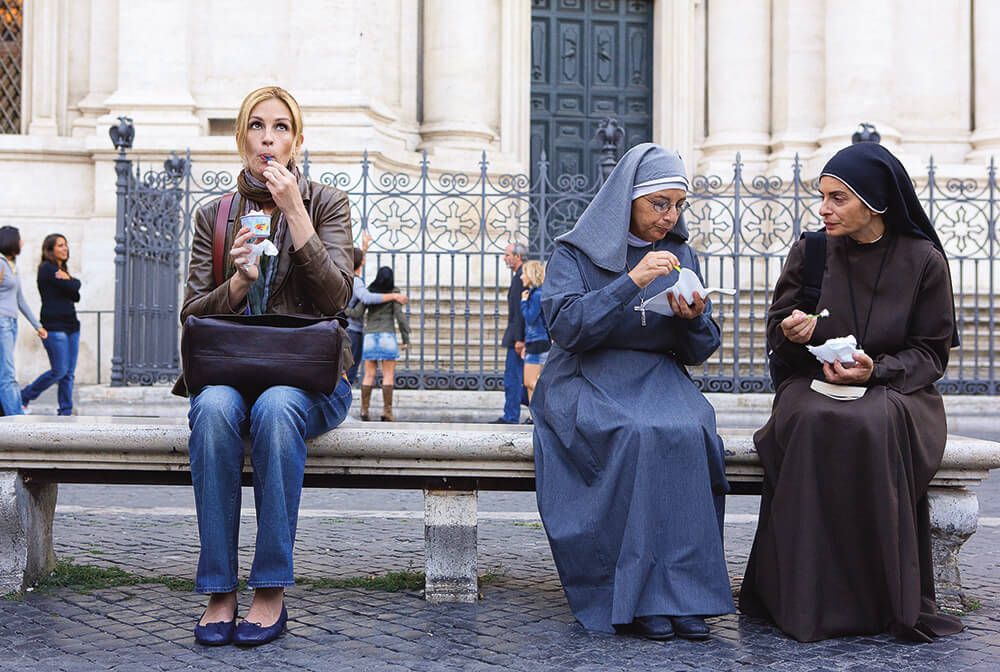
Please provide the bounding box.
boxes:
[2,0,999,384]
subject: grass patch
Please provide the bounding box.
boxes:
[301,570,425,592]
[513,521,543,530]
[1,558,197,599]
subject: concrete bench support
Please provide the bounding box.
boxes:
[928,486,979,611]
[423,489,478,603]
[0,471,57,594]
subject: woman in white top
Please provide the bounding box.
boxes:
[0,226,47,415]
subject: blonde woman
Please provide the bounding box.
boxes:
[519,260,549,423]
[177,86,354,647]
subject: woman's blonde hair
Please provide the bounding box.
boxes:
[235,86,304,167]
[521,260,545,288]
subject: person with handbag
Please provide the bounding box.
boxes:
[175,86,355,647]
[20,234,81,416]
[0,226,47,416]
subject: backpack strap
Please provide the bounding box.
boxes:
[797,230,827,314]
[212,193,237,286]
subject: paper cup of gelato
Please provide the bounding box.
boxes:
[240,214,271,240]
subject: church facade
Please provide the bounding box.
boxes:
[0,0,995,383]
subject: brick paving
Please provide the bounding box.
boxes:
[1,486,998,671]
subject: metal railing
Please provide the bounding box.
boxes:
[109,122,999,393]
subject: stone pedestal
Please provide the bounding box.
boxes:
[423,489,478,603]
[928,486,979,611]
[0,472,57,595]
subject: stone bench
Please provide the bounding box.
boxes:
[1,416,997,610]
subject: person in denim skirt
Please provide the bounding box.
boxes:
[348,265,410,421]
[344,231,408,385]
[0,226,47,416]
[519,260,549,424]
[21,234,81,416]
[174,86,355,647]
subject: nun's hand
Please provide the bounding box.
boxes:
[823,351,873,385]
[780,309,817,344]
[667,291,706,319]
[628,250,681,289]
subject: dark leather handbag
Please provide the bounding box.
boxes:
[181,313,345,396]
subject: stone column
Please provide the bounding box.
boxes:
[652,0,696,173]
[423,489,478,603]
[817,0,899,157]
[894,0,970,164]
[969,0,1000,164]
[928,487,978,612]
[769,0,824,174]
[419,0,499,153]
[0,472,57,594]
[72,0,118,137]
[23,0,67,135]
[499,0,531,168]
[102,0,199,137]
[700,0,771,176]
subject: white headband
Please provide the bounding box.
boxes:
[632,177,690,201]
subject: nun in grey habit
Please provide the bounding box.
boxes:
[531,143,734,640]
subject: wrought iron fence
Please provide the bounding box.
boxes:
[110,124,999,393]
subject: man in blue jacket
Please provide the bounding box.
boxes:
[492,242,526,424]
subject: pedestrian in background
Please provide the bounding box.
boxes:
[519,259,549,424]
[351,265,410,421]
[492,241,526,424]
[0,226,47,416]
[345,231,408,386]
[21,234,81,416]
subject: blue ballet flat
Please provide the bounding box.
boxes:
[233,605,287,647]
[193,608,237,646]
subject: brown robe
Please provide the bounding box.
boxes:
[739,231,964,642]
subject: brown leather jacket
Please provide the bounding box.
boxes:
[172,175,355,396]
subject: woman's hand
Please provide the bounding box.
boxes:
[823,351,874,385]
[55,269,71,280]
[628,250,681,289]
[521,289,530,300]
[399,343,408,352]
[37,327,48,340]
[229,226,259,282]
[667,291,706,319]
[262,160,306,216]
[780,309,817,344]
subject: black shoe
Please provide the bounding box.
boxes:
[194,608,238,646]
[670,615,710,640]
[522,417,534,425]
[632,615,674,641]
[489,417,517,424]
[233,605,287,647]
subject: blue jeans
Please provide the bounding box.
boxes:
[0,316,23,416]
[22,330,79,415]
[187,377,352,593]
[502,346,523,423]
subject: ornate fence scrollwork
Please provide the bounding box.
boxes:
[111,127,998,394]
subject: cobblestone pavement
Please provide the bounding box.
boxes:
[0,484,998,671]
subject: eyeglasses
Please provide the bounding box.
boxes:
[644,197,690,214]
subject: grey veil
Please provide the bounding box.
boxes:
[556,143,689,272]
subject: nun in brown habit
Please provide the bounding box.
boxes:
[739,142,964,642]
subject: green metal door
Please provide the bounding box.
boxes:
[530,0,654,183]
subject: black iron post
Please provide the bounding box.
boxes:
[596,118,625,182]
[109,117,134,386]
